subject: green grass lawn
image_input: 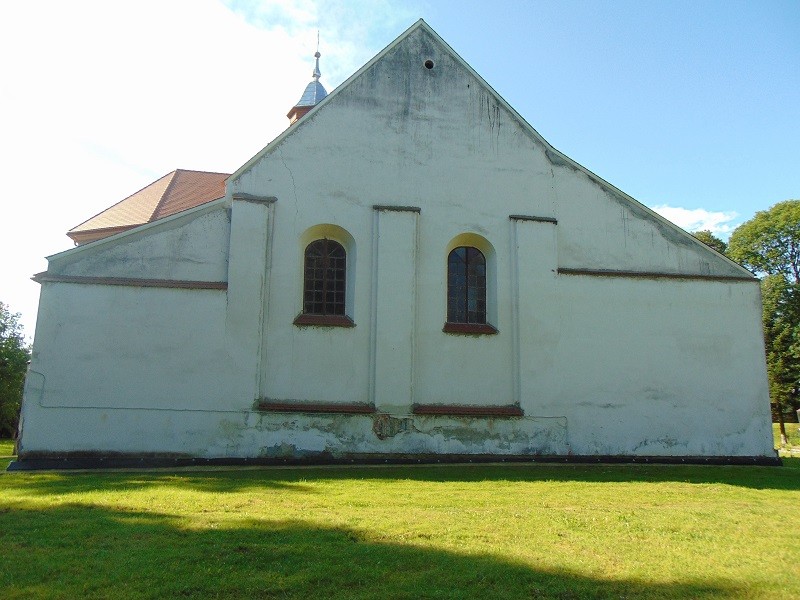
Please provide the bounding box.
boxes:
[774,422,800,452]
[0,439,13,471]
[1,442,798,599]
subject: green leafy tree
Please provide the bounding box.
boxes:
[692,230,727,255]
[728,200,800,445]
[760,276,800,445]
[728,200,800,282]
[0,302,30,438]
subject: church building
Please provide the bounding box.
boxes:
[13,21,777,468]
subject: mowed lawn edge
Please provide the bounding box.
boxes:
[1,436,799,599]
[0,439,14,471]
[774,422,800,456]
[2,424,796,469]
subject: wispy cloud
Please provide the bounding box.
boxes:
[0,0,421,337]
[224,0,422,85]
[651,205,739,237]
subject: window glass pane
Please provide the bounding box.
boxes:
[447,245,487,324]
[303,239,347,316]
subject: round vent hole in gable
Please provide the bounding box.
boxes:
[424,59,435,69]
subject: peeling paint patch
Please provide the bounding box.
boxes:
[632,437,681,452]
[372,414,414,439]
[576,401,623,409]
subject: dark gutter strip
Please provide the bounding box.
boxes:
[373,205,421,213]
[293,314,356,328]
[413,404,523,417]
[232,193,277,204]
[8,453,781,471]
[509,215,557,224]
[32,273,227,290]
[257,402,376,414]
[442,322,498,335]
[557,268,756,283]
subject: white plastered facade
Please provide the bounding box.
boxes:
[18,21,774,462]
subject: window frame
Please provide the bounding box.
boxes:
[447,246,487,324]
[443,234,497,335]
[302,238,346,317]
[294,227,356,328]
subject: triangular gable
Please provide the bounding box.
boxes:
[230,19,752,280]
[49,196,229,264]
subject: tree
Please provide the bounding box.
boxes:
[760,276,800,445]
[692,230,727,255]
[727,200,800,282]
[728,200,800,445]
[0,302,30,438]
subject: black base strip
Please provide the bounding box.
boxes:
[8,453,781,471]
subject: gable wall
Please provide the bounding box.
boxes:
[17,24,772,462]
[215,26,770,457]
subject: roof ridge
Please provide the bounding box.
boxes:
[68,170,177,233]
[148,170,181,223]
[150,169,229,222]
[174,168,231,176]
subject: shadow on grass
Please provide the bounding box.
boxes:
[4,459,799,497]
[0,470,318,496]
[0,503,741,599]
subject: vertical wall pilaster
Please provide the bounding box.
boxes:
[370,206,420,412]
[510,215,558,409]
[226,194,276,401]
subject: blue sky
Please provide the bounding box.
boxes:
[423,0,799,227]
[1,0,798,337]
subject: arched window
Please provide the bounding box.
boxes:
[303,239,346,316]
[447,246,486,324]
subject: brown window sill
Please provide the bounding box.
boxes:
[442,322,498,335]
[293,313,355,327]
[257,401,375,414]
[412,404,523,417]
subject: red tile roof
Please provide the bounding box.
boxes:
[68,169,229,244]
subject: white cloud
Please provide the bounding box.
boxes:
[650,205,739,237]
[0,0,420,338]
[224,0,421,85]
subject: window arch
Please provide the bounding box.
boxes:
[447,246,486,324]
[294,224,355,327]
[443,233,497,334]
[303,239,346,316]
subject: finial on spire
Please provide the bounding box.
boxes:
[287,32,328,124]
[313,31,321,81]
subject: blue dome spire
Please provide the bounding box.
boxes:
[295,50,327,108]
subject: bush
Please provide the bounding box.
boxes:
[0,302,30,438]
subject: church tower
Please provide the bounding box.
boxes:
[287,48,327,124]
